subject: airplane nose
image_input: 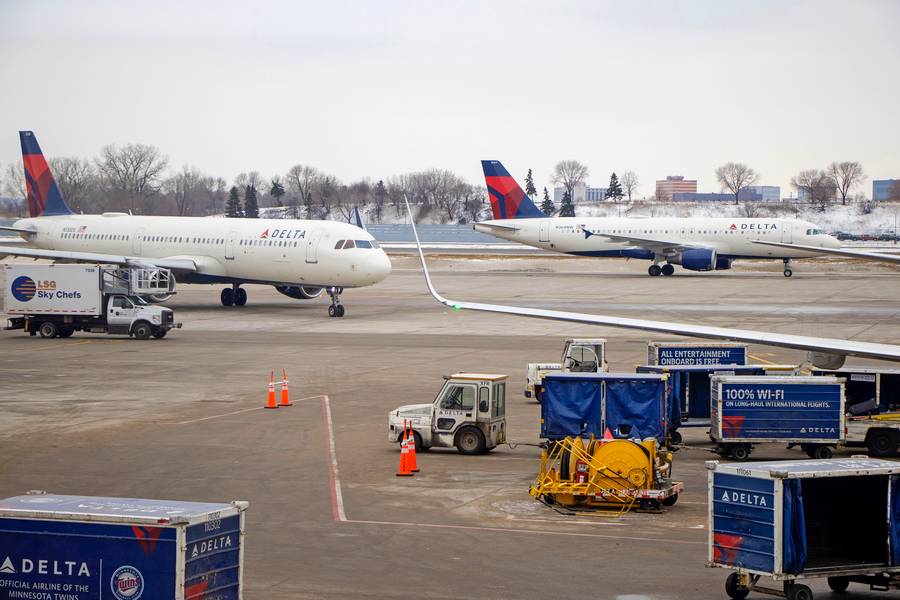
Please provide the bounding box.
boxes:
[826,235,841,249]
[366,250,392,283]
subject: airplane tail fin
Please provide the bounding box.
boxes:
[481,160,546,220]
[350,206,367,231]
[19,131,73,218]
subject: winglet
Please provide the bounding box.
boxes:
[405,199,454,308]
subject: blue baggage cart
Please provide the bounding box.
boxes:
[708,458,900,600]
[0,492,248,600]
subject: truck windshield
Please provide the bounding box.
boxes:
[492,382,506,417]
[440,385,475,410]
[568,345,599,372]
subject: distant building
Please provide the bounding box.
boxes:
[672,191,764,202]
[656,176,697,201]
[874,179,899,201]
[553,182,607,203]
[744,186,781,202]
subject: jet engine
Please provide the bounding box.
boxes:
[671,248,717,272]
[274,285,324,300]
[807,351,846,370]
[715,257,733,270]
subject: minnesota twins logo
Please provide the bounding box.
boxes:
[11,276,36,302]
[110,565,144,600]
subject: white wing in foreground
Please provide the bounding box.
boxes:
[755,240,900,264]
[407,202,900,363]
[0,245,198,272]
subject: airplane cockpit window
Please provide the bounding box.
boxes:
[370,240,380,249]
[355,240,373,249]
[342,240,356,249]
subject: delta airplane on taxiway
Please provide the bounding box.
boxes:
[0,132,391,317]
[476,160,841,277]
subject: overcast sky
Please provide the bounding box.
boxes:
[1,0,898,199]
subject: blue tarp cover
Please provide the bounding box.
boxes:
[782,479,807,574]
[892,475,900,566]
[541,374,666,439]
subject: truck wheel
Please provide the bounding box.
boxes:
[39,322,59,338]
[827,576,849,593]
[725,573,750,600]
[152,329,168,339]
[412,431,424,452]
[131,321,152,340]
[668,430,683,446]
[57,327,74,338]
[868,430,899,457]
[455,427,486,455]
[730,445,752,461]
[662,493,679,507]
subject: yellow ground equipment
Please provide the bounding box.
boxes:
[530,436,683,512]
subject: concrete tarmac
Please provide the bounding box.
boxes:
[2,255,899,599]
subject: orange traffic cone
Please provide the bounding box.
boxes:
[279,369,292,407]
[603,426,614,440]
[396,421,413,477]
[406,421,419,472]
[265,370,278,409]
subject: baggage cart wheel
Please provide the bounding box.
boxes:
[784,582,813,600]
[668,430,683,446]
[38,321,59,338]
[662,492,678,507]
[868,430,899,457]
[827,576,849,593]
[730,445,752,461]
[725,573,749,600]
[808,445,832,460]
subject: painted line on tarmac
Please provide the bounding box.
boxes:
[163,394,326,425]
[748,353,778,365]
[342,518,705,545]
[320,394,348,522]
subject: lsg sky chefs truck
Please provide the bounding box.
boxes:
[4,264,180,339]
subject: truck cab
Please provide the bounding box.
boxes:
[105,294,176,338]
[388,374,507,454]
[526,338,608,400]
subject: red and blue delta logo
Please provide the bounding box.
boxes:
[110,565,144,600]
[11,276,36,302]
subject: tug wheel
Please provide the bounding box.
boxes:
[725,573,749,600]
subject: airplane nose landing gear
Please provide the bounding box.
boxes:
[327,287,345,317]
[783,258,793,278]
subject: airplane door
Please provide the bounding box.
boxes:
[781,223,793,244]
[539,221,550,243]
[133,228,145,255]
[225,230,237,260]
[306,229,323,264]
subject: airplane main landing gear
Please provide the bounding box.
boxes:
[648,264,662,277]
[327,287,345,318]
[661,264,675,276]
[783,258,793,278]
[221,284,248,306]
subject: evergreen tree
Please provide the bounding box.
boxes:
[243,185,259,218]
[540,186,555,216]
[270,178,286,206]
[559,190,576,217]
[607,172,624,203]
[226,185,243,218]
[524,168,538,199]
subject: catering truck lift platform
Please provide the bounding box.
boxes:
[708,458,900,600]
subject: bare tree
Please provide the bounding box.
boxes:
[164,165,206,216]
[201,176,227,215]
[791,169,836,210]
[715,162,760,205]
[551,160,589,203]
[3,161,26,200]
[463,186,487,222]
[284,164,321,218]
[739,202,762,218]
[49,157,97,213]
[828,161,865,205]
[620,171,639,202]
[372,180,388,222]
[95,143,168,213]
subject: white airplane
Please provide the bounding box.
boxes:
[0,131,391,317]
[476,160,842,277]
[406,201,900,370]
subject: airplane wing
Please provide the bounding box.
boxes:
[0,225,36,234]
[406,202,900,363]
[755,240,900,264]
[0,245,198,272]
[581,227,708,255]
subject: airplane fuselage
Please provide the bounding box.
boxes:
[12,213,391,288]
[475,217,840,261]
